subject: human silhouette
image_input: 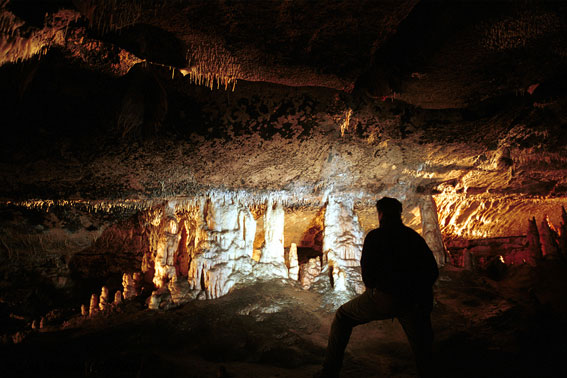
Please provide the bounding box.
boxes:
[315,197,439,378]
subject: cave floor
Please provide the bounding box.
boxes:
[2,263,567,378]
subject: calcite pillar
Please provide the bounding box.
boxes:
[260,200,287,270]
[420,195,447,266]
[527,217,542,262]
[539,216,560,258]
[287,243,299,280]
[322,197,364,294]
[463,249,473,270]
[152,216,182,291]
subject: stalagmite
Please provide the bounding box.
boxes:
[113,290,122,305]
[81,304,88,316]
[287,243,299,280]
[99,286,110,311]
[148,294,160,310]
[299,257,322,289]
[31,320,38,330]
[539,216,560,258]
[527,217,542,262]
[332,266,348,291]
[322,197,364,294]
[420,196,447,266]
[39,317,45,329]
[89,294,98,316]
[122,273,140,300]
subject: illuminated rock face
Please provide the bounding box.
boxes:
[322,197,364,294]
[185,196,257,300]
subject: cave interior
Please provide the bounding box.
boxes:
[1,1,567,377]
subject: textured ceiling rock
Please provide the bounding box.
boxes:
[1,0,567,240]
[72,0,419,91]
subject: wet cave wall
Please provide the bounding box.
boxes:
[1,1,567,375]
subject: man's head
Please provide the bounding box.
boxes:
[376,197,403,224]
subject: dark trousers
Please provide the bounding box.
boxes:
[323,289,433,377]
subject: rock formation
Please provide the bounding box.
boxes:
[420,196,447,266]
[539,217,561,258]
[527,217,543,262]
[256,200,289,279]
[322,197,364,294]
[299,258,322,290]
[88,294,98,316]
[287,243,299,281]
[113,291,122,305]
[99,286,110,311]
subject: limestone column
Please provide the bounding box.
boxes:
[527,217,542,262]
[420,195,447,267]
[259,199,288,277]
[322,197,364,294]
[288,243,299,280]
[539,216,560,258]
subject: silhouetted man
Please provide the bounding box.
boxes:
[315,197,439,378]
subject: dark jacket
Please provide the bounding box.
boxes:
[360,220,439,307]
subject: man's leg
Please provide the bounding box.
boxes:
[398,307,434,378]
[322,290,394,375]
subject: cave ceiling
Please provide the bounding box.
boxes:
[1,0,567,224]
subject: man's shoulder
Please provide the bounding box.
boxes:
[365,228,382,238]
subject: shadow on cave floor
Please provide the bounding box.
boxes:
[2,264,567,378]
